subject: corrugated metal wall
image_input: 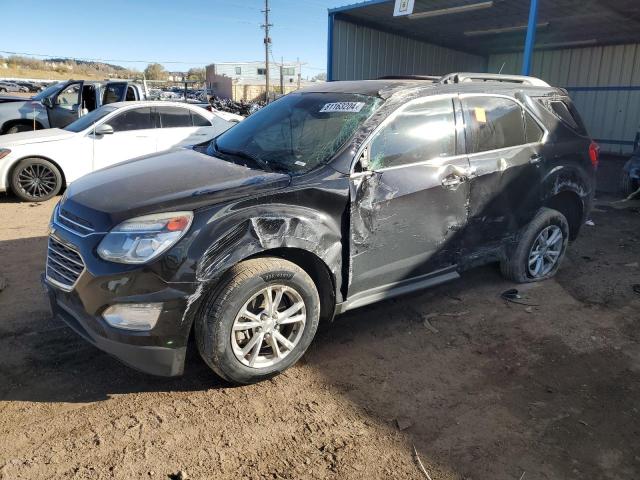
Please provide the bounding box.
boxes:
[488,44,640,154]
[331,18,486,81]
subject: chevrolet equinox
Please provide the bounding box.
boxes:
[43,73,598,384]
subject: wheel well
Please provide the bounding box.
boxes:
[250,248,337,324]
[545,191,584,240]
[2,119,44,134]
[7,156,67,193]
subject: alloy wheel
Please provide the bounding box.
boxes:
[231,285,306,369]
[16,164,57,199]
[527,225,563,278]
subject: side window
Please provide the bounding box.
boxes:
[125,86,137,101]
[525,111,544,143]
[369,98,457,170]
[157,107,193,128]
[191,111,211,127]
[102,84,126,105]
[462,96,526,154]
[108,107,153,132]
[55,84,81,108]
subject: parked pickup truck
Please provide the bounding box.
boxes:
[0,80,147,134]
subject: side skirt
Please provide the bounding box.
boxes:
[335,266,460,315]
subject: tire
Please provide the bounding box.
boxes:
[500,207,570,283]
[0,88,6,93]
[10,158,63,202]
[196,257,320,385]
[621,172,636,197]
[5,124,32,134]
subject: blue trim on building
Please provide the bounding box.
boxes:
[595,139,636,146]
[566,86,640,92]
[522,0,539,75]
[327,13,335,81]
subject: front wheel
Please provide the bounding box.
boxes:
[10,158,63,202]
[196,257,320,384]
[5,124,32,134]
[500,208,569,283]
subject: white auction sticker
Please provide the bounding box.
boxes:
[320,102,365,113]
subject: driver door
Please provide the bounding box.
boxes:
[348,96,471,298]
[47,81,84,128]
[92,106,157,170]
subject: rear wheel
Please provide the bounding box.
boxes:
[196,257,320,384]
[10,158,62,202]
[500,208,569,283]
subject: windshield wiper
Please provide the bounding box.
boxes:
[212,139,272,173]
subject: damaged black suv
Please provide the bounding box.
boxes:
[44,73,598,384]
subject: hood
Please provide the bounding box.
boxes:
[0,128,75,146]
[63,148,291,228]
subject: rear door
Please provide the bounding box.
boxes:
[461,94,547,247]
[48,81,84,128]
[348,96,471,297]
[92,106,156,170]
[155,106,212,151]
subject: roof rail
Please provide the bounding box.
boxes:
[439,72,551,87]
[378,75,441,82]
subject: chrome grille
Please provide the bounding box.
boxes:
[46,237,85,291]
[56,207,95,237]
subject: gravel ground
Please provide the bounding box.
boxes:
[0,194,639,480]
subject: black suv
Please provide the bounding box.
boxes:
[43,73,598,384]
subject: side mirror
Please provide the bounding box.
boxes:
[42,97,54,108]
[93,124,114,136]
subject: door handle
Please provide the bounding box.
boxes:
[441,173,465,188]
[529,154,544,165]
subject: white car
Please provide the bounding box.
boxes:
[0,101,239,202]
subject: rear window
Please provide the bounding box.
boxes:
[538,98,587,135]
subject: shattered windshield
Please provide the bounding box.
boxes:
[210,92,382,174]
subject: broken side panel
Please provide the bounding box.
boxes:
[348,158,470,296]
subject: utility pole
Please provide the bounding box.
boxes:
[261,0,272,103]
[280,56,284,96]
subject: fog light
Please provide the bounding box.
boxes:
[102,303,163,331]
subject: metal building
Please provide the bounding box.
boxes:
[327,0,640,154]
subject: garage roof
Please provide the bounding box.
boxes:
[329,0,640,56]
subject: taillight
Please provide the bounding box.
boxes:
[589,141,600,168]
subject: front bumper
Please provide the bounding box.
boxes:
[44,277,187,376]
[43,274,198,376]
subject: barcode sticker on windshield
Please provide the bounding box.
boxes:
[320,102,365,113]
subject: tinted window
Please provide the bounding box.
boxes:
[191,111,211,127]
[525,111,544,143]
[369,98,456,170]
[109,107,153,132]
[463,97,525,153]
[550,101,579,129]
[64,106,117,132]
[158,107,193,128]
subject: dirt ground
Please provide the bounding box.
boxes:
[0,193,639,480]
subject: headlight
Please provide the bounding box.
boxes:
[0,148,11,160]
[97,212,193,264]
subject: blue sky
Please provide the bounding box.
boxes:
[0,0,352,78]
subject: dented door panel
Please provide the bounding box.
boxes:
[349,156,470,296]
